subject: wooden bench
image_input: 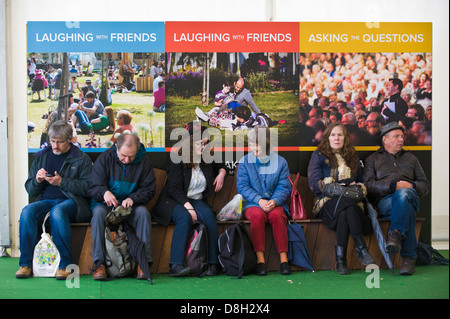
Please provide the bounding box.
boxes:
[71,168,424,274]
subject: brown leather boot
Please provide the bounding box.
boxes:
[386,230,402,255]
[93,264,107,281]
[137,266,147,280]
[400,256,416,275]
[16,266,32,279]
[56,268,72,280]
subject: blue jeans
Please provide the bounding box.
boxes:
[91,204,153,268]
[74,110,92,134]
[170,200,219,266]
[19,199,77,269]
[377,188,420,259]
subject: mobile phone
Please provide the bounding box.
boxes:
[45,173,54,177]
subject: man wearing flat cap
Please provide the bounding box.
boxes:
[363,122,430,275]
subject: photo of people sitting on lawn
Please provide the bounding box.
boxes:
[164,52,300,147]
[27,52,166,150]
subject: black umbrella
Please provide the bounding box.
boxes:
[124,223,153,284]
[286,213,314,272]
[365,199,395,276]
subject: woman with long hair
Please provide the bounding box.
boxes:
[307,122,375,274]
[153,122,226,277]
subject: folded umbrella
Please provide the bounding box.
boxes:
[124,223,153,284]
[365,199,395,276]
[286,212,314,272]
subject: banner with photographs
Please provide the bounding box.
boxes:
[26,22,166,152]
[26,21,432,152]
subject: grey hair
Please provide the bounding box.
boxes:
[116,133,140,150]
[343,112,357,125]
[48,120,73,143]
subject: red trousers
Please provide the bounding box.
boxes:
[244,206,288,254]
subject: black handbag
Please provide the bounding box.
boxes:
[323,182,365,217]
[323,182,364,202]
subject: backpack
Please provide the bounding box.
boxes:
[415,241,449,266]
[104,224,136,278]
[218,222,257,278]
[186,222,209,277]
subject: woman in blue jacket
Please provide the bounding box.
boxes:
[307,122,374,274]
[236,127,292,275]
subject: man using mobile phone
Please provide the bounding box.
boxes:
[16,121,92,280]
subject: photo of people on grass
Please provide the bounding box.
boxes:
[27,52,166,150]
[298,52,432,146]
[164,52,300,148]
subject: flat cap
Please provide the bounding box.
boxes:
[380,121,404,138]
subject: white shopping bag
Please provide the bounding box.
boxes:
[217,194,243,221]
[32,213,60,277]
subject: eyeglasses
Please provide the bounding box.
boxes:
[50,139,67,145]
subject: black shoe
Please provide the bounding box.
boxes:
[169,264,191,277]
[386,230,402,255]
[255,262,267,276]
[354,236,376,266]
[204,264,220,276]
[280,262,291,275]
[335,246,350,275]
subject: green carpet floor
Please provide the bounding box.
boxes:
[0,252,448,300]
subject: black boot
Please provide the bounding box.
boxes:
[354,236,376,266]
[169,264,191,277]
[335,246,350,275]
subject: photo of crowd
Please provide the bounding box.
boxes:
[298,52,432,146]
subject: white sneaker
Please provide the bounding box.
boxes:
[195,107,209,122]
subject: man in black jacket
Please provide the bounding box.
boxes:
[363,122,430,275]
[381,78,408,124]
[89,133,156,280]
[16,121,92,280]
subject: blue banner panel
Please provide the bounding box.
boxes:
[27,21,165,52]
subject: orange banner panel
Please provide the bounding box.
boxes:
[166,21,299,52]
